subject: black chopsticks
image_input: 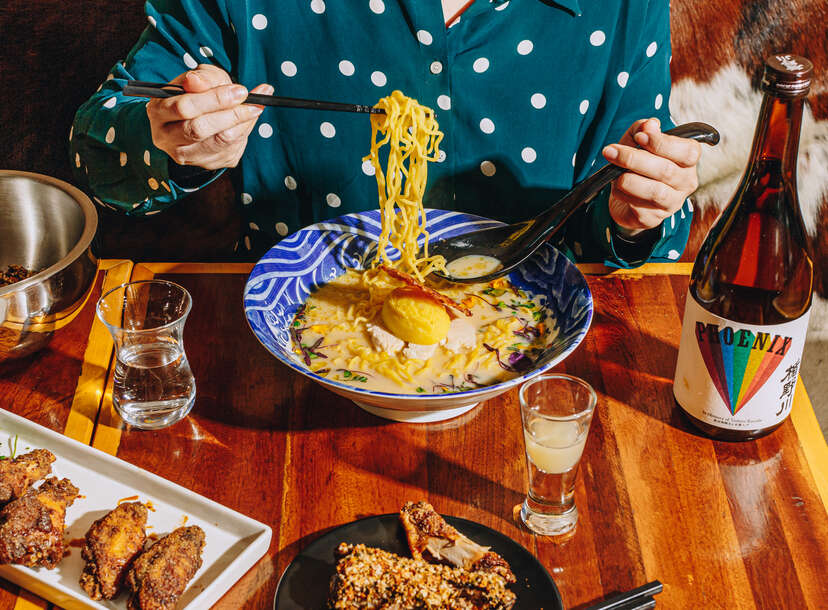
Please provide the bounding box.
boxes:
[583,580,663,610]
[122,81,386,114]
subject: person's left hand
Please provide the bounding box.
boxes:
[603,118,701,235]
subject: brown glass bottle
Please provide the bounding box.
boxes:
[673,55,814,441]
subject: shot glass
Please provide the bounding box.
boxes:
[96,280,196,430]
[519,374,597,536]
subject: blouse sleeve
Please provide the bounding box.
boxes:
[561,0,692,268]
[70,0,234,215]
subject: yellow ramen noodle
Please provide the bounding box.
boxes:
[290,91,554,394]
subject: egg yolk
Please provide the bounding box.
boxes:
[381,287,451,345]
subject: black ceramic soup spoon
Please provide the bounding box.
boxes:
[428,122,720,284]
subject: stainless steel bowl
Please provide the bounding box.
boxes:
[0,170,98,362]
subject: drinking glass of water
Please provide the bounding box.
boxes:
[96,280,196,430]
[519,374,597,537]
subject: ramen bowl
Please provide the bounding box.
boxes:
[0,171,98,362]
[243,210,593,423]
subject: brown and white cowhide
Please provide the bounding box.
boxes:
[669,0,828,382]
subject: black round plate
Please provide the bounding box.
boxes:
[273,513,563,609]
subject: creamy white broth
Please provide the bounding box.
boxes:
[291,257,555,394]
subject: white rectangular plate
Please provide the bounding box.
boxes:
[0,409,272,609]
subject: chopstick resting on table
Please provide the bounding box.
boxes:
[122,80,386,114]
[583,580,663,610]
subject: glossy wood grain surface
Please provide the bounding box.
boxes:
[1,261,826,610]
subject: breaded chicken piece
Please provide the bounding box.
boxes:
[80,502,148,600]
[329,543,516,609]
[0,477,79,568]
[0,449,55,504]
[125,526,205,610]
[400,501,515,583]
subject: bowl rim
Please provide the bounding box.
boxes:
[0,170,98,298]
[243,210,594,404]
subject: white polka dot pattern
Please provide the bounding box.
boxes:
[480,161,496,176]
[572,152,577,167]
[105,127,115,144]
[521,147,537,163]
[310,0,326,14]
[617,72,629,88]
[251,14,268,30]
[430,61,443,74]
[148,177,159,190]
[495,1,510,10]
[590,30,606,46]
[654,93,663,109]
[646,41,658,57]
[103,97,117,109]
[479,118,495,134]
[579,99,589,114]
[258,123,273,138]
[416,30,432,45]
[69,126,73,141]
[244,236,251,250]
[74,153,81,168]
[605,227,612,243]
[437,150,447,163]
[241,193,253,205]
[320,122,336,138]
[199,46,213,58]
[119,152,128,167]
[143,150,151,166]
[517,40,533,55]
[473,58,490,73]
[667,249,680,260]
[361,160,376,176]
[531,93,546,109]
[326,193,341,207]
[147,15,157,27]
[281,61,297,77]
[285,176,298,190]
[437,95,451,110]
[371,71,387,86]
[339,60,355,76]
[276,222,289,236]
[249,222,260,231]
[183,53,197,69]
[369,0,385,14]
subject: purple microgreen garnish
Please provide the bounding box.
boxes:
[484,343,534,373]
[296,335,328,366]
[465,292,500,312]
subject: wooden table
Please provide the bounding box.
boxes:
[1,261,826,610]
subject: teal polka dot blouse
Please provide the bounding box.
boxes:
[71,0,692,266]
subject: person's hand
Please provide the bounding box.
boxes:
[603,118,701,234]
[146,64,272,170]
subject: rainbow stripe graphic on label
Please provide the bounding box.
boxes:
[694,323,792,415]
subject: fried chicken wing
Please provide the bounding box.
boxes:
[125,525,205,610]
[400,501,515,583]
[0,449,55,504]
[0,477,78,568]
[80,502,148,600]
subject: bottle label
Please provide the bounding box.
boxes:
[673,294,810,430]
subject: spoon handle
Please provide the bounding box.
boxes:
[536,122,720,239]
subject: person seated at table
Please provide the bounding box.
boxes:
[70,0,701,266]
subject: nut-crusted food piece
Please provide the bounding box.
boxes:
[125,525,205,610]
[400,501,515,583]
[329,543,516,610]
[0,477,79,568]
[80,502,148,600]
[0,449,55,504]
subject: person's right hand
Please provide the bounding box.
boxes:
[146,64,272,170]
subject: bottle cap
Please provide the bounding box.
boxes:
[763,55,813,97]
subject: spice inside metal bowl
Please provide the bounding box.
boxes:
[0,171,98,362]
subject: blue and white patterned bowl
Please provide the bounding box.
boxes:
[244,210,593,421]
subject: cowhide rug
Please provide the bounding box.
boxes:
[670,0,828,399]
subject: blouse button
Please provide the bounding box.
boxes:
[430,61,443,75]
